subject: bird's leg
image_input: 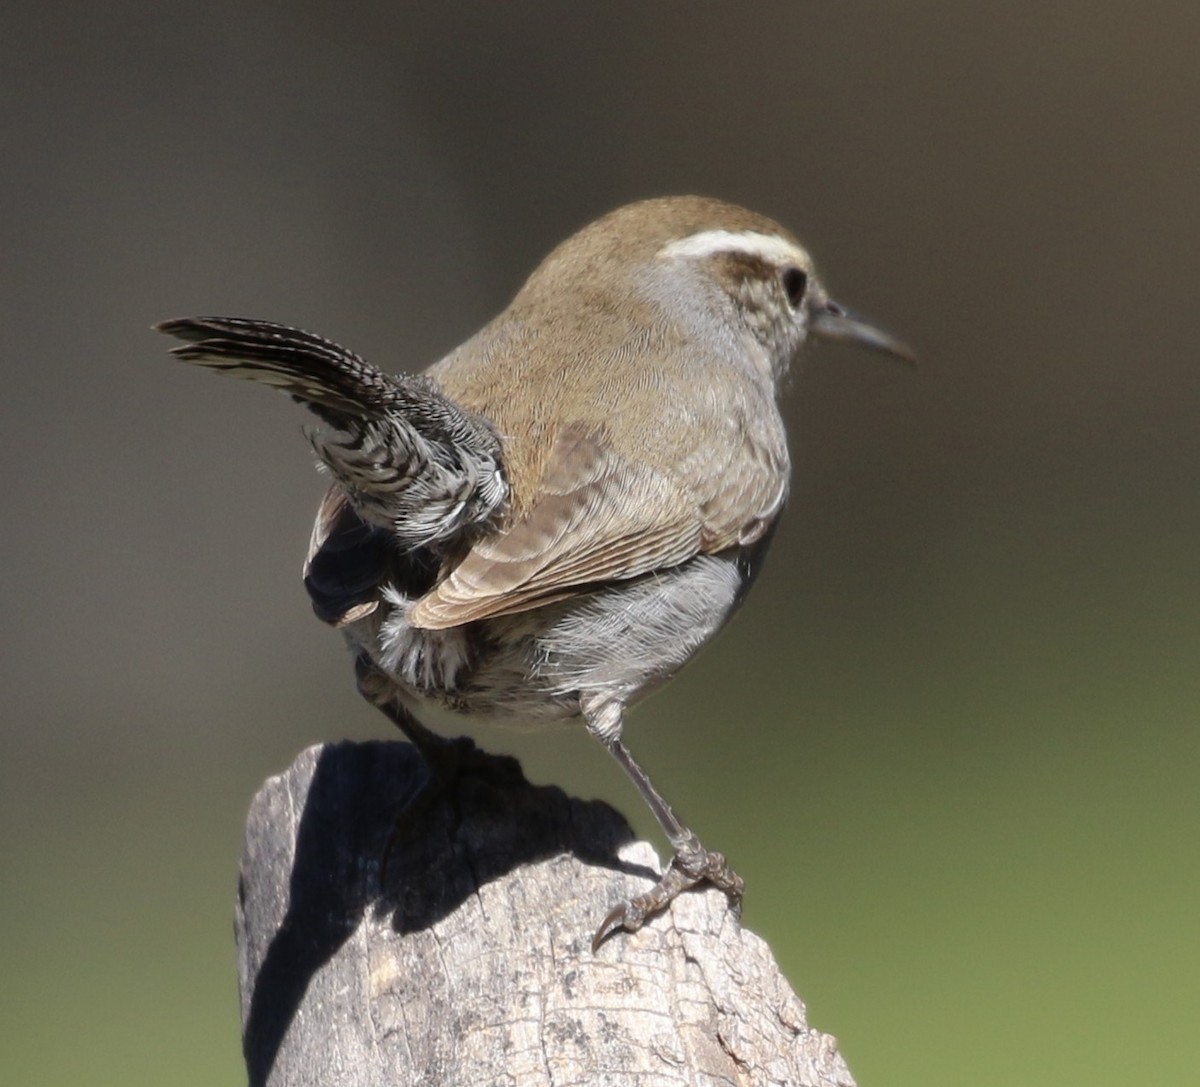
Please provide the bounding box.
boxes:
[586,701,744,949]
[354,654,481,882]
[355,652,478,770]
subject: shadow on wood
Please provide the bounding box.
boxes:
[236,741,856,1086]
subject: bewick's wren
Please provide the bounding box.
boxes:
[159,195,912,947]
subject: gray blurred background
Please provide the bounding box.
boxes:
[2,3,1197,1084]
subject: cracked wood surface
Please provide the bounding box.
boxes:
[236,741,856,1086]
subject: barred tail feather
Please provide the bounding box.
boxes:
[158,314,510,549]
[156,316,399,421]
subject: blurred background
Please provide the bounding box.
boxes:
[2,3,1197,1084]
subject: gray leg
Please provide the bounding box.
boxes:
[355,654,482,883]
[355,653,462,762]
[585,701,744,949]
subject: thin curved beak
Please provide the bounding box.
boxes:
[810,301,916,365]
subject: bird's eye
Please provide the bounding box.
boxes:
[781,267,808,309]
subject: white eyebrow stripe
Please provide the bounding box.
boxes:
[658,229,811,267]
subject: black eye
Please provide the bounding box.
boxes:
[781,266,808,308]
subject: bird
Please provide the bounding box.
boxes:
[158,195,912,948]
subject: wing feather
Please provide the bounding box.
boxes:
[409,424,702,629]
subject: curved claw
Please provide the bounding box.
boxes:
[591,849,745,952]
[592,900,645,953]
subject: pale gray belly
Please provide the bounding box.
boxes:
[350,552,748,726]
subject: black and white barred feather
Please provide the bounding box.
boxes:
[157,317,509,549]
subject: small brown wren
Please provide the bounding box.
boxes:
[159,195,912,947]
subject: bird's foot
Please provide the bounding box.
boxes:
[379,733,522,886]
[592,838,744,951]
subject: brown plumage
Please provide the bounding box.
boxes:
[413,197,800,628]
[159,195,912,946]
